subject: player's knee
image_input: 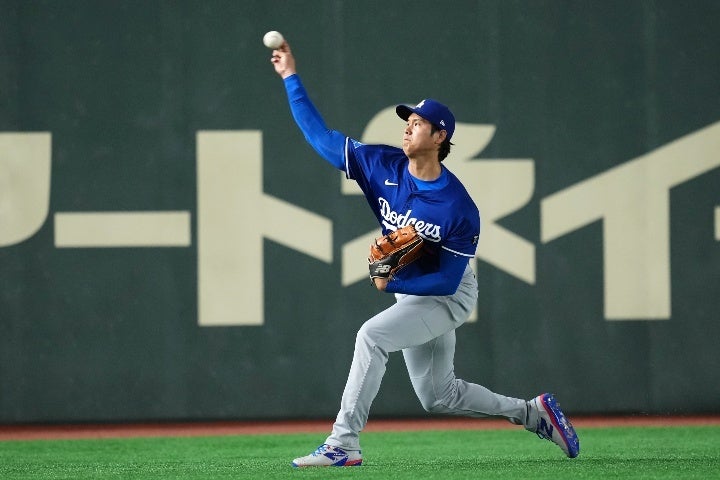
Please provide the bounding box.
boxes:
[356,322,376,345]
[414,379,459,414]
[418,396,451,414]
[356,320,402,358]
[412,379,442,412]
[355,322,387,355]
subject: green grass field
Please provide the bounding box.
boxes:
[1,426,719,479]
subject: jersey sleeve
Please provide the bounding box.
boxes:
[343,139,369,181]
[344,140,407,194]
[344,140,394,179]
[441,213,481,259]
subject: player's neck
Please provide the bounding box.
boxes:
[408,156,442,181]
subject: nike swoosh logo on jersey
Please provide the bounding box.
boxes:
[384,179,399,186]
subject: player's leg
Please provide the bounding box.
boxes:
[401,264,529,422]
[402,330,528,423]
[292,283,463,466]
[403,338,580,457]
[323,293,461,451]
[400,267,580,458]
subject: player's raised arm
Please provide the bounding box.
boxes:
[268,36,346,169]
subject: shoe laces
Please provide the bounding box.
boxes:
[312,445,331,456]
[312,444,345,458]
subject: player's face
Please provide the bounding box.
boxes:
[402,113,443,158]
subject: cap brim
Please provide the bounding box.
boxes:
[396,105,413,121]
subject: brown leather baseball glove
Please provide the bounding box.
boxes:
[368,225,424,281]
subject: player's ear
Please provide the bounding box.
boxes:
[435,129,447,144]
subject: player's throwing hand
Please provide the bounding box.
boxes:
[270,40,295,79]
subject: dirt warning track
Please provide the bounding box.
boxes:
[1,415,719,441]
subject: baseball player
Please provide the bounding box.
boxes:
[270,39,580,467]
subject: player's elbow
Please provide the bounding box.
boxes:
[436,274,462,296]
[435,284,459,296]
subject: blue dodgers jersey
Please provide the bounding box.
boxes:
[343,138,481,259]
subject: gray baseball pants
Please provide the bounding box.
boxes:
[326,265,529,450]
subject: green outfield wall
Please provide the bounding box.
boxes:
[1,0,719,423]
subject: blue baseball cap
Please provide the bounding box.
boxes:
[396,99,455,141]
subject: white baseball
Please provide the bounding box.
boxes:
[263,31,284,49]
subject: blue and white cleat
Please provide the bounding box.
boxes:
[291,444,363,467]
[531,393,580,458]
